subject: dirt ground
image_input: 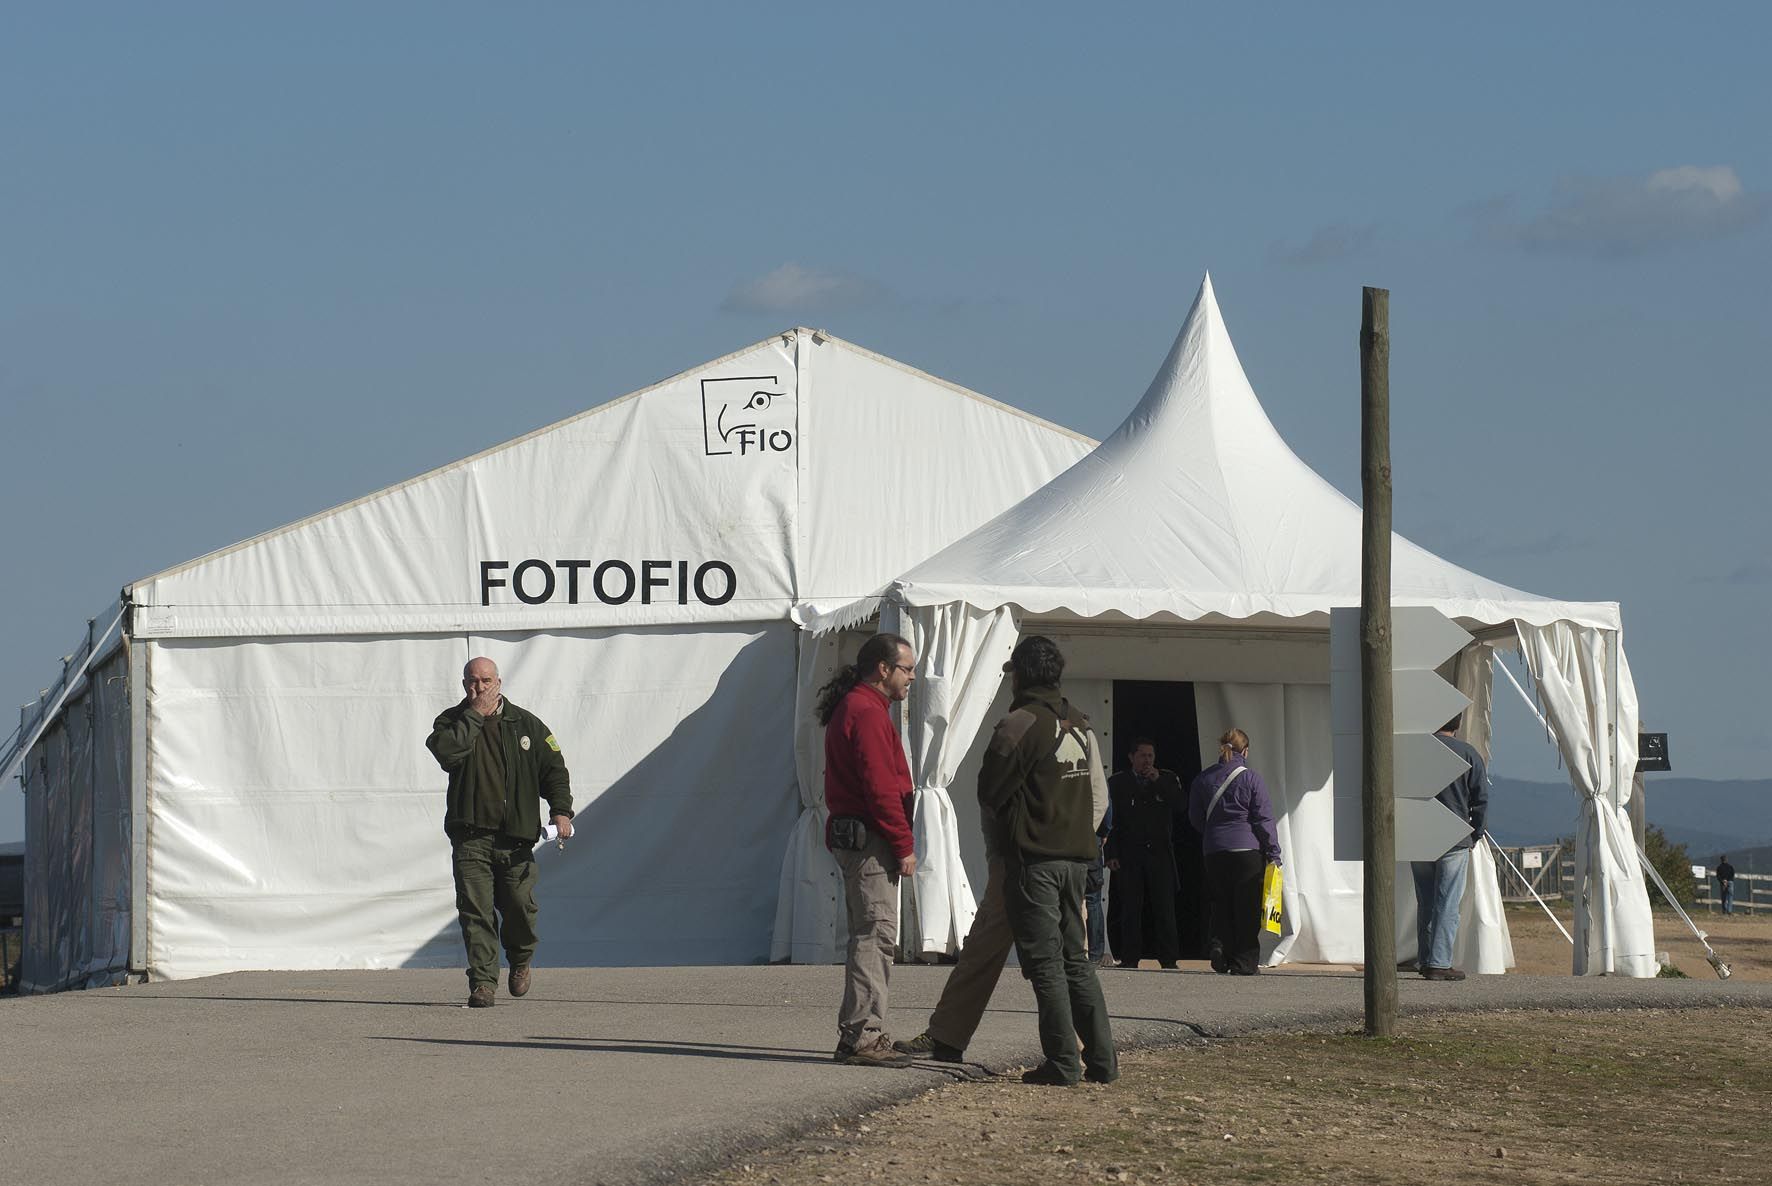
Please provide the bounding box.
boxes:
[699,1006,1770,1186]
[1505,903,1767,980]
[696,912,1772,1186]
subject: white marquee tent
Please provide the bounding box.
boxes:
[792,277,1657,976]
[9,329,1096,990]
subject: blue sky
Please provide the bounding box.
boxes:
[4,4,1769,841]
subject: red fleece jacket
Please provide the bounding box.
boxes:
[823,683,915,859]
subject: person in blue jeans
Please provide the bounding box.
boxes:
[1086,798,1113,964]
[1717,856,1736,914]
[1411,716,1488,981]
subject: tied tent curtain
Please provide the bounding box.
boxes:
[884,600,1020,957]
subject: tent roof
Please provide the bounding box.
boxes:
[124,329,1094,639]
[822,276,1617,633]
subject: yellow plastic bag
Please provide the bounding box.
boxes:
[1261,862,1283,935]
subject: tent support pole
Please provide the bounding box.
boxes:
[1359,286,1395,1036]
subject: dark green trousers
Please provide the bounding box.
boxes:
[1003,855,1117,1083]
[451,829,539,987]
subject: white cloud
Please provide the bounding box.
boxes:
[719,263,891,315]
[1470,165,1769,258]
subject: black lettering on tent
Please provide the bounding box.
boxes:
[513,559,556,605]
[677,560,689,605]
[480,561,510,607]
[641,560,671,605]
[594,561,635,605]
[694,561,736,606]
[558,560,590,604]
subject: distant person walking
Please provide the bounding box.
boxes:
[1409,716,1488,981]
[818,632,919,1068]
[1717,855,1737,915]
[1188,728,1281,976]
[426,656,575,1008]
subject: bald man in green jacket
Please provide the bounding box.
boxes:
[427,656,574,1008]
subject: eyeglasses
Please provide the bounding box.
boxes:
[892,664,916,675]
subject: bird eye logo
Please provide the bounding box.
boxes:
[700,375,794,457]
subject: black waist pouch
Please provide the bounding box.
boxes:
[828,815,869,851]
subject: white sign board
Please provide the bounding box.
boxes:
[1693,865,1709,879]
[1523,850,1543,870]
[1331,606,1475,862]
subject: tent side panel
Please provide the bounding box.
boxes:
[18,648,132,993]
[144,626,798,978]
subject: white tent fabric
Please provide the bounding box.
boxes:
[1516,621,1655,976]
[1192,681,1348,964]
[769,630,845,964]
[854,277,1618,633]
[884,601,1021,958]
[19,327,1100,985]
[130,330,1095,641]
[144,626,800,977]
[801,276,1647,976]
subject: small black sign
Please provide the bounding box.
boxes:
[1637,732,1671,773]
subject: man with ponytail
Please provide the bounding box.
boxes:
[818,632,919,1068]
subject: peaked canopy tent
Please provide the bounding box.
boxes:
[795,277,1655,977]
[10,328,1096,990]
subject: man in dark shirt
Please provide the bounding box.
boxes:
[978,635,1116,1086]
[1717,856,1737,915]
[1411,715,1488,982]
[426,657,574,1008]
[1104,739,1182,968]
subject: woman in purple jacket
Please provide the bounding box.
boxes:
[1188,728,1282,975]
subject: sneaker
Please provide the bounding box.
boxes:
[832,1043,855,1063]
[892,1032,966,1062]
[844,1036,914,1068]
[508,963,531,997]
[1021,1062,1078,1087]
[467,984,495,1008]
[1421,966,1467,981]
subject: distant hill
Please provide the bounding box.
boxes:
[1486,776,1772,871]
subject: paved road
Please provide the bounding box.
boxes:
[6,964,1770,1185]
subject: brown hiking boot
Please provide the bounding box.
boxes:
[468,983,496,1008]
[508,963,531,997]
[843,1035,913,1068]
[1421,966,1467,981]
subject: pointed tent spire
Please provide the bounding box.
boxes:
[878,275,1618,632]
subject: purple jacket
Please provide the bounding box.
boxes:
[1188,758,1282,863]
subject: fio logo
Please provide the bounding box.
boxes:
[700,375,794,457]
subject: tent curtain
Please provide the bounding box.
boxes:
[885,600,1018,958]
[770,630,847,963]
[1451,646,1513,973]
[1515,622,1655,976]
[1192,682,1358,965]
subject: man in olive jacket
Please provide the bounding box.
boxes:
[426,656,574,1007]
[979,635,1117,1086]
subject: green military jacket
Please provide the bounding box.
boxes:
[426,697,573,842]
[978,685,1097,862]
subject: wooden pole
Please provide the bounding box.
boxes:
[1360,286,1395,1037]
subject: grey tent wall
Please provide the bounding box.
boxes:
[20,643,133,993]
